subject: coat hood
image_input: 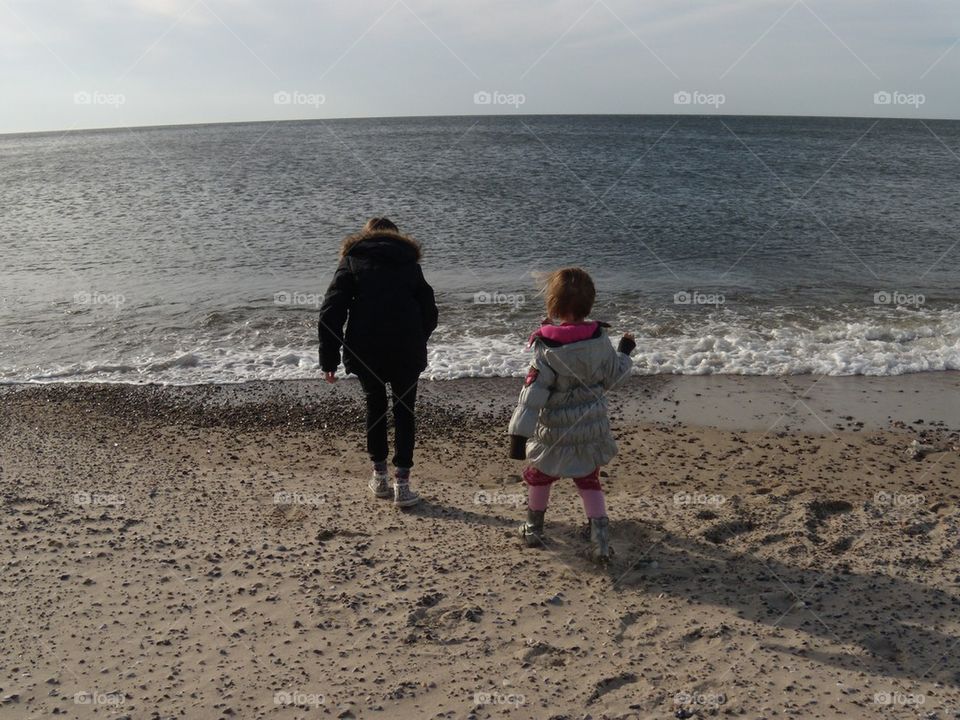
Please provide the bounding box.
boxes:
[340,229,422,262]
[536,332,614,384]
[529,321,607,347]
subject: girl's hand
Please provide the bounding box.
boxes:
[324,371,337,384]
[617,332,636,356]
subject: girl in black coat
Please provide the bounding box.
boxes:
[318,218,438,507]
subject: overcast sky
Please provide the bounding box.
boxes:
[1,0,958,134]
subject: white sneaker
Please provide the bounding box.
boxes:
[393,480,420,508]
[368,471,391,498]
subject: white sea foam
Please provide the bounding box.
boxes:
[3,309,958,385]
[428,324,960,378]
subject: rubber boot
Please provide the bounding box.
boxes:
[589,516,611,564]
[519,509,546,547]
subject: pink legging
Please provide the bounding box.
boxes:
[523,465,606,518]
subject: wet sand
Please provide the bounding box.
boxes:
[1,374,959,719]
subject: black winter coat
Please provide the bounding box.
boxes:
[318,231,438,379]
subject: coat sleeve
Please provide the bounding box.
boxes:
[317,259,356,372]
[600,341,633,390]
[508,351,557,440]
[415,265,438,339]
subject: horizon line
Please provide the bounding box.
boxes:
[3,111,960,139]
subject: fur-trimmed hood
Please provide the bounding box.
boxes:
[340,229,423,261]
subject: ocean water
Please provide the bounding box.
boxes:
[1,115,958,384]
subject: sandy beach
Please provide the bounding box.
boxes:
[1,374,959,719]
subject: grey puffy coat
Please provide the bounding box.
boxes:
[508,330,632,478]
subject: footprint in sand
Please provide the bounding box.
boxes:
[587,671,638,705]
[267,504,308,528]
[704,518,756,544]
[807,499,854,521]
[515,640,568,668]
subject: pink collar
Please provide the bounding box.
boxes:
[529,321,599,347]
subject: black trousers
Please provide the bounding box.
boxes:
[354,368,420,469]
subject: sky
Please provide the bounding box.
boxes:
[1,0,958,134]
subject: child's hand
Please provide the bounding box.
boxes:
[617,332,636,356]
[324,371,337,384]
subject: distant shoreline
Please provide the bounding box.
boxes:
[3,371,958,433]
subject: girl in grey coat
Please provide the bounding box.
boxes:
[508,268,635,564]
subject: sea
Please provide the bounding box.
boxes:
[1,115,958,384]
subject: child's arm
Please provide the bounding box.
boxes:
[507,358,556,459]
[600,332,635,390]
[317,259,357,375]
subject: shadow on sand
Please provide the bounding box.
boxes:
[415,495,960,688]
[563,517,960,687]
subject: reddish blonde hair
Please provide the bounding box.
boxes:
[542,267,595,322]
